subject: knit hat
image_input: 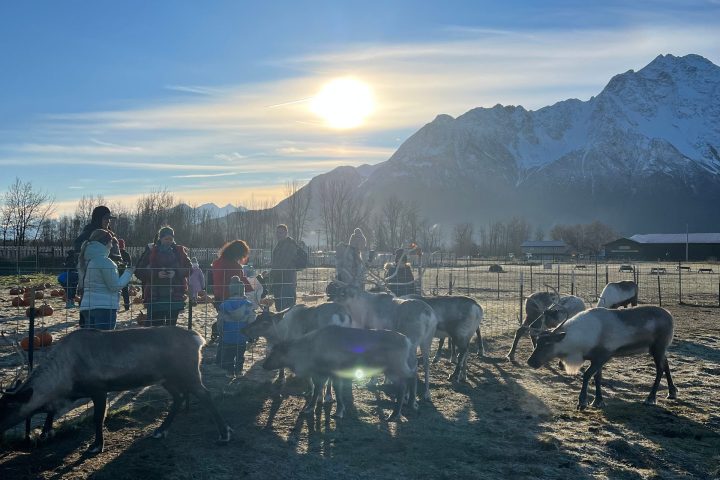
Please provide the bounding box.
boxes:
[348,228,367,250]
[190,257,199,267]
[158,226,175,240]
[229,276,245,297]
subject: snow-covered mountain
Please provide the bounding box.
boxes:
[344,54,720,232]
[178,202,246,218]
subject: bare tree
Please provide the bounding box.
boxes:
[452,223,475,257]
[3,177,55,246]
[282,180,312,242]
[74,194,107,224]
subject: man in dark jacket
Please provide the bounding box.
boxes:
[73,206,116,252]
[270,224,299,311]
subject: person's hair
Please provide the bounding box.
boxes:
[90,206,111,227]
[78,229,114,270]
[276,224,288,233]
[218,239,250,262]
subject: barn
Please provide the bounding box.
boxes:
[604,233,720,261]
[520,240,569,260]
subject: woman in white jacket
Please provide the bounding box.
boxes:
[77,229,135,329]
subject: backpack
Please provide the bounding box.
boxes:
[294,244,309,270]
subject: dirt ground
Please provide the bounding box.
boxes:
[0,274,718,480]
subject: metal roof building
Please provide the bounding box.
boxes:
[605,233,720,261]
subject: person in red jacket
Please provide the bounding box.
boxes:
[211,240,253,308]
[135,226,191,326]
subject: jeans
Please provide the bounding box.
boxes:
[217,342,247,373]
[83,309,118,330]
[59,270,79,300]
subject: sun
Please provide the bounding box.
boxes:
[310,77,375,129]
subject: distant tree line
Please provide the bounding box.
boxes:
[1,177,615,257]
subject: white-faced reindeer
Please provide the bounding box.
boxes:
[325,280,437,407]
[0,328,231,454]
[527,306,678,410]
[597,280,638,308]
[506,286,586,361]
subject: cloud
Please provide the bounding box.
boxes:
[172,172,238,178]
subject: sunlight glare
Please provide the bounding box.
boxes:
[310,77,375,129]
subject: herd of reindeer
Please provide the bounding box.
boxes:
[0,267,678,455]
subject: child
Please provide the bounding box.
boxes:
[189,257,205,303]
[216,276,254,375]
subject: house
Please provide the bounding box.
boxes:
[520,240,569,260]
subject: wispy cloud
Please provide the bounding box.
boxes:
[172,172,238,178]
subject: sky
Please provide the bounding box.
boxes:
[1,0,719,215]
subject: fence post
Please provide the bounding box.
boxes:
[657,274,662,307]
[605,264,609,285]
[466,257,470,296]
[519,272,524,326]
[678,261,683,304]
[529,264,533,291]
[449,272,453,295]
[557,263,561,293]
[188,300,193,330]
[497,272,500,300]
[595,257,599,300]
[571,270,575,296]
[25,291,36,441]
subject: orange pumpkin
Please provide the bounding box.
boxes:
[9,287,22,295]
[38,330,53,347]
[11,296,23,307]
[19,277,30,283]
[25,306,38,318]
[34,291,44,300]
[39,304,54,317]
[20,298,30,307]
[20,336,41,351]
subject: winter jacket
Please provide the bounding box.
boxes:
[211,256,253,303]
[135,243,191,310]
[384,262,416,297]
[189,266,206,298]
[217,297,254,344]
[78,241,133,311]
[270,236,298,286]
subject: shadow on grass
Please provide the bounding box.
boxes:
[602,399,720,478]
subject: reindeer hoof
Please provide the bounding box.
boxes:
[217,428,232,444]
[643,397,657,406]
[386,413,402,422]
[667,390,678,400]
[40,429,55,442]
[577,402,588,411]
[87,444,104,455]
[152,430,168,439]
[591,399,606,408]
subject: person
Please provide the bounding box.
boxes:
[336,228,367,290]
[135,226,191,327]
[270,224,300,311]
[189,257,206,303]
[211,240,253,308]
[384,248,416,297]
[59,249,79,308]
[77,229,135,329]
[117,239,132,311]
[216,276,254,375]
[74,206,116,253]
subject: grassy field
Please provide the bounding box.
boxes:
[0,273,718,479]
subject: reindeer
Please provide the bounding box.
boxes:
[506,286,586,361]
[325,281,437,407]
[242,302,351,401]
[403,294,483,382]
[527,306,678,410]
[0,328,231,454]
[264,325,417,421]
[597,280,638,308]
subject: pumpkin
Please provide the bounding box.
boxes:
[25,306,38,318]
[9,287,22,295]
[39,304,54,317]
[11,296,23,307]
[20,336,41,351]
[20,298,30,307]
[38,330,53,347]
[44,282,53,289]
[34,291,44,300]
[19,277,30,283]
